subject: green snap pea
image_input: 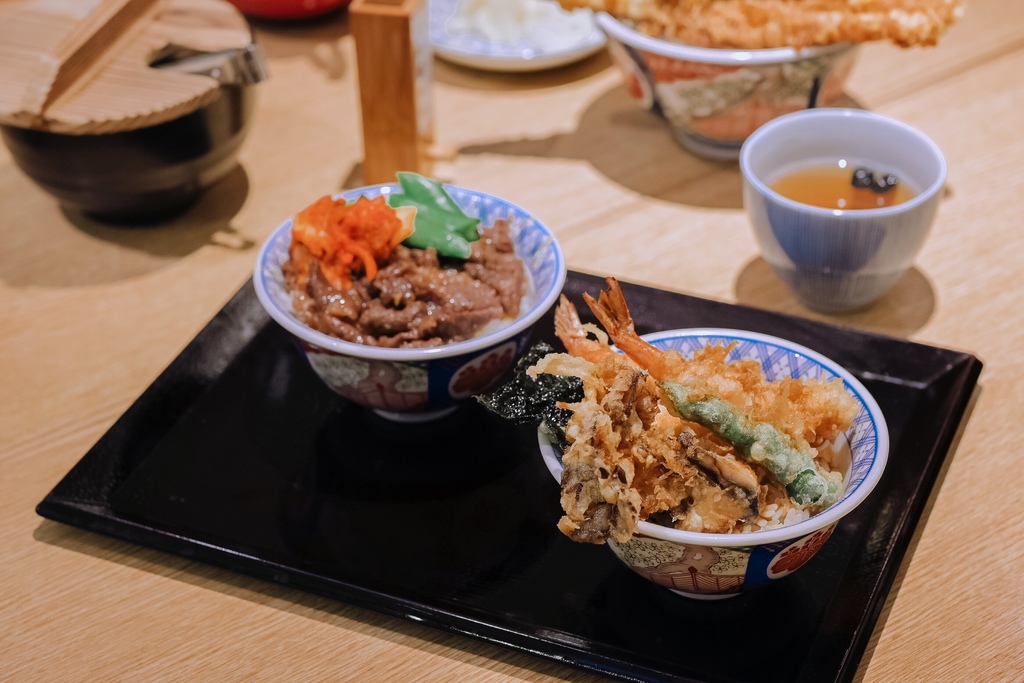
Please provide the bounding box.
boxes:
[659,380,840,508]
[387,172,480,258]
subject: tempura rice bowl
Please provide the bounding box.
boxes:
[255,183,566,422]
[596,13,858,160]
[539,328,888,598]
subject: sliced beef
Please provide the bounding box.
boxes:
[282,221,527,348]
[465,219,526,316]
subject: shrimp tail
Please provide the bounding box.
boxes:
[582,277,635,340]
[583,277,673,379]
[553,295,582,349]
[554,294,614,363]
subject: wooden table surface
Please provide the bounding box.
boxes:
[2,3,1022,681]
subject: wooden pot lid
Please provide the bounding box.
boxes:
[0,0,261,134]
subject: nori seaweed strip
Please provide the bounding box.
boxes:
[475,342,582,452]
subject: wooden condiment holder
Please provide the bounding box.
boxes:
[0,0,255,134]
[349,0,434,184]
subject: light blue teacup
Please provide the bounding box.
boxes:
[740,108,946,313]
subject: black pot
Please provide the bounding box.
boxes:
[1,84,257,222]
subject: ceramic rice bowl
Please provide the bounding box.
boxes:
[596,13,858,160]
[539,328,888,599]
[254,183,566,423]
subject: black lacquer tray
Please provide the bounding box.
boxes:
[36,272,981,683]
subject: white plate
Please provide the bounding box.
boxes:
[429,0,607,73]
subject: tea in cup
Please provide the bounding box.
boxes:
[740,108,946,313]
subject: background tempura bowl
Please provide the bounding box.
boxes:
[254,183,566,422]
[539,328,888,599]
[596,13,858,160]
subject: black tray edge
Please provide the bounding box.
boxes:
[35,496,703,683]
[33,273,985,683]
[812,360,982,680]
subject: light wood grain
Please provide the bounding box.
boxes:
[20,0,161,118]
[349,0,434,184]
[0,0,253,132]
[2,1,1023,682]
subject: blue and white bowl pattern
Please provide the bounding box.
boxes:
[643,329,882,499]
[538,328,888,597]
[740,108,947,313]
[596,12,858,160]
[254,183,566,420]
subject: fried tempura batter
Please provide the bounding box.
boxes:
[534,280,860,543]
[535,352,763,543]
[651,341,858,449]
[557,0,965,49]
